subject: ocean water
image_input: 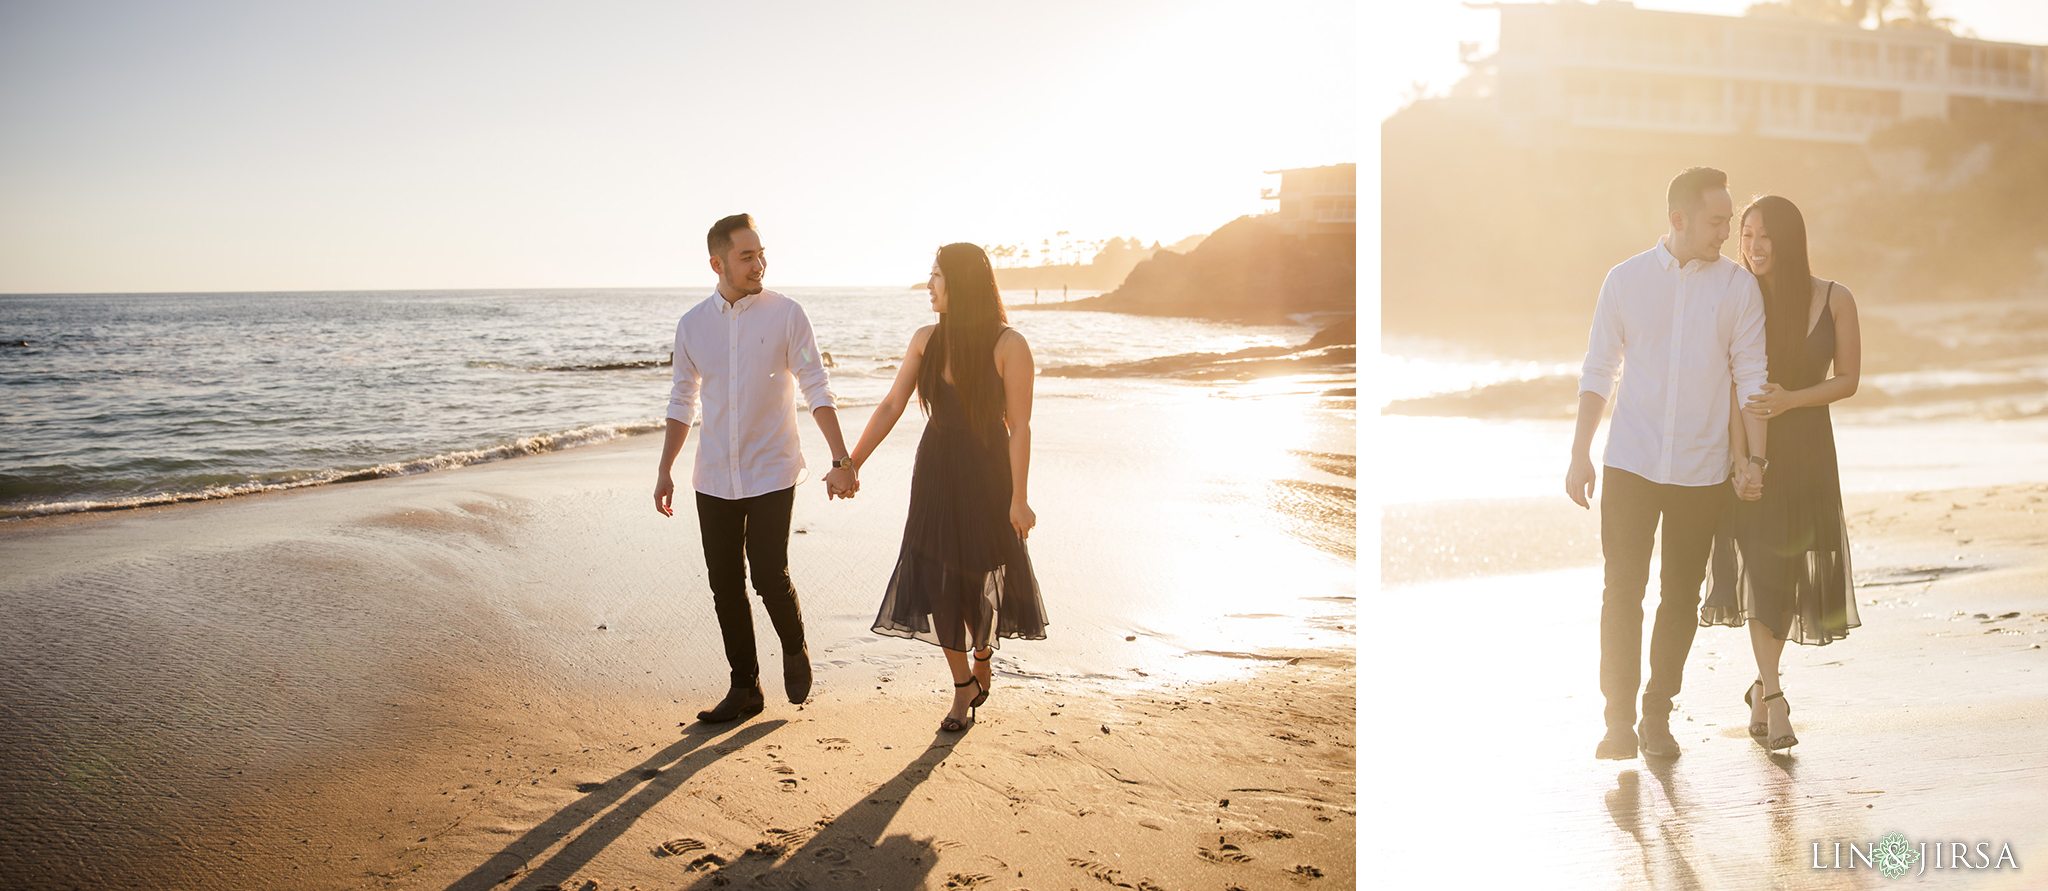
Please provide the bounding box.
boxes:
[0,287,1314,519]
[1377,304,2048,505]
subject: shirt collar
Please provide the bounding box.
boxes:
[713,288,757,313]
[1657,237,1717,275]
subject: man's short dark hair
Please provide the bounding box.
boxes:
[1666,167,1727,213]
[707,214,755,258]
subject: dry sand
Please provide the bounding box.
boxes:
[0,377,1357,891]
[1376,481,2048,889]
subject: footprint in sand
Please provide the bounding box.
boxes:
[824,867,865,881]
[1287,864,1326,882]
[687,853,729,872]
[1268,730,1316,746]
[1067,856,1126,885]
[1198,843,1254,864]
[817,737,851,750]
[574,781,605,793]
[658,837,709,857]
[770,763,796,775]
[812,846,850,864]
[943,873,993,889]
[778,778,799,792]
[765,824,820,847]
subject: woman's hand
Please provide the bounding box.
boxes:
[1009,501,1036,540]
[1744,382,1801,419]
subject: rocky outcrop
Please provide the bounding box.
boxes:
[1033,213,1354,322]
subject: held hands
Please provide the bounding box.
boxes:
[1744,383,1799,419]
[824,465,859,499]
[1566,454,1597,509]
[1010,501,1036,540]
[1731,462,1764,501]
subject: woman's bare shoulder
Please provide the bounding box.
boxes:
[1817,278,1858,309]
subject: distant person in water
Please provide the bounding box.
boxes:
[1568,166,1770,761]
[1700,194,1862,754]
[843,243,1048,732]
[653,213,859,724]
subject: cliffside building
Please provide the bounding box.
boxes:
[1469,1,2047,145]
[1262,163,1356,238]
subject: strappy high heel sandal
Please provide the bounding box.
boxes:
[970,648,994,708]
[1744,680,1768,738]
[940,676,981,732]
[1761,690,1797,752]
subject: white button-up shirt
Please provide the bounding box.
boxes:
[667,288,836,500]
[1578,238,1768,487]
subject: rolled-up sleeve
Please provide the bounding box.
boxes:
[786,303,836,412]
[666,317,700,425]
[1728,274,1768,403]
[1578,269,1625,401]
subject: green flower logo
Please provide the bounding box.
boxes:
[1874,831,1922,879]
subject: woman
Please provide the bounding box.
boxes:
[845,243,1048,732]
[1702,195,1862,753]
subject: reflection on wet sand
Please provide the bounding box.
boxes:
[1374,481,2048,889]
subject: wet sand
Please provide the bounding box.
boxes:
[0,376,1356,890]
[1376,482,2048,889]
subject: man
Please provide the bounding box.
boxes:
[654,213,859,724]
[1567,167,1769,760]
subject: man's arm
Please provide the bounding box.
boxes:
[1727,273,1770,498]
[655,320,698,516]
[1728,383,1762,500]
[1568,271,1624,509]
[812,407,856,498]
[1567,391,1605,509]
[784,303,855,497]
[1737,406,1768,498]
[654,418,690,516]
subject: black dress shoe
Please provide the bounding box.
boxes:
[782,645,812,705]
[1637,717,1681,759]
[697,685,765,724]
[1595,727,1638,760]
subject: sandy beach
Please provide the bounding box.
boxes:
[0,375,1357,891]
[1377,477,2048,889]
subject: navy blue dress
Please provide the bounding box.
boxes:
[1702,283,1859,645]
[871,353,1047,651]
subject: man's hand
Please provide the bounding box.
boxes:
[654,473,676,516]
[824,466,858,499]
[1566,454,1597,509]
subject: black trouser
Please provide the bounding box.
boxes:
[1600,466,1727,730]
[695,486,806,688]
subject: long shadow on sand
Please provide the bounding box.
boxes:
[1604,751,1804,891]
[675,727,966,890]
[443,719,785,891]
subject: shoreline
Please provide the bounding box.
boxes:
[0,376,1358,890]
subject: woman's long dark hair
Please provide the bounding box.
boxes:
[1741,195,1812,385]
[919,242,1009,438]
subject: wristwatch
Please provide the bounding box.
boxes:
[1747,454,1769,471]
[832,455,855,471]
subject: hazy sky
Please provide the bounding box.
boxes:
[1372,0,2048,125]
[0,0,1354,292]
